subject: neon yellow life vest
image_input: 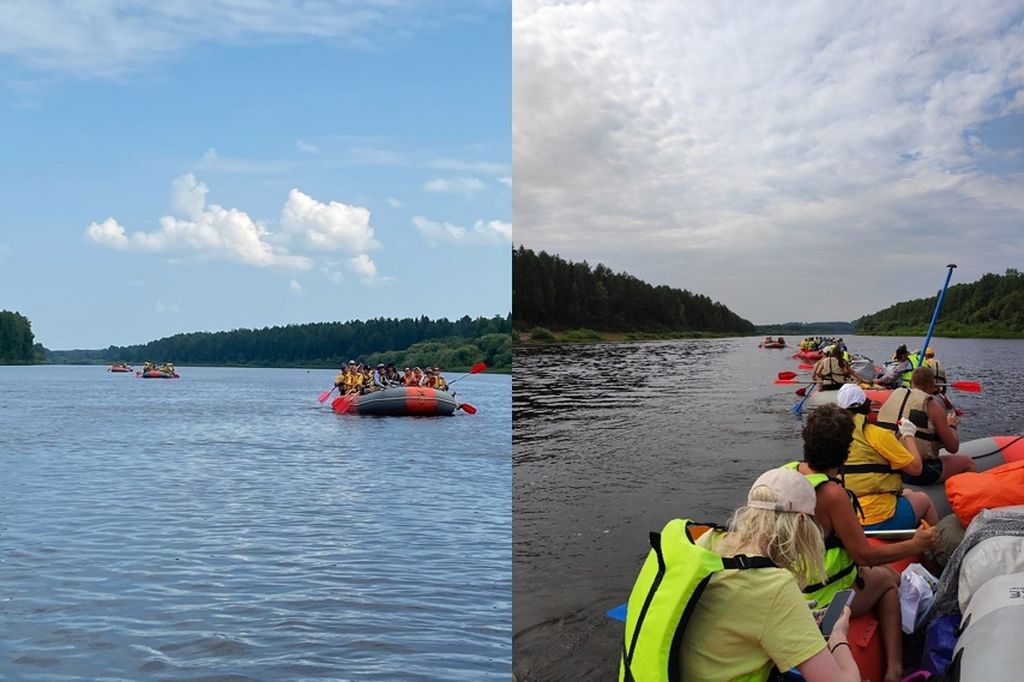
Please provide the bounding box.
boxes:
[784,462,858,607]
[900,354,922,386]
[619,518,776,682]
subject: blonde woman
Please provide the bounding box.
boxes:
[674,468,860,681]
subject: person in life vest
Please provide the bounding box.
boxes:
[670,467,862,682]
[792,404,939,682]
[923,347,946,392]
[811,346,866,390]
[384,363,401,385]
[433,367,449,392]
[334,365,347,393]
[402,367,416,386]
[835,384,938,530]
[875,345,913,388]
[877,367,975,486]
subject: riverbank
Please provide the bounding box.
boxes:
[513,327,736,345]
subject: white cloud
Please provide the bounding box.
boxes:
[348,254,377,279]
[0,2,503,78]
[498,176,512,187]
[428,158,509,175]
[280,189,380,254]
[412,216,512,246]
[194,147,292,175]
[386,197,403,208]
[86,174,312,270]
[289,279,303,293]
[296,139,319,154]
[514,0,1024,322]
[423,177,486,194]
[155,301,180,314]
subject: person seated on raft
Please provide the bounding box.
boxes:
[877,366,974,486]
[433,367,449,392]
[373,363,390,388]
[812,346,866,390]
[835,384,938,529]
[676,467,862,682]
[776,336,785,346]
[401,367,415,386]
[143,361,155,372]
[922,346,947,393]
[384,363,401,386]
[790,404,939,682]
[874,344,914,388]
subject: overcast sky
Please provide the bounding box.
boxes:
[0,1,510,349]
[514,1,1024,325]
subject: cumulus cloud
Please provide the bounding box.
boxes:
[86,173,313,270]
[423,177,486,194]
[280,189,380,254]
[412,216,512,246]
[514,0,1024,322]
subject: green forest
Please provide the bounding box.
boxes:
[854,269,1024,337]
[0,310,44,364]
[512,246,755,338]
[42,315,512,371]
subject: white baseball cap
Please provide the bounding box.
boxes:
[746,467,816,515]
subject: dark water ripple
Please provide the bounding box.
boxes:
[1,365,510,681]
[513,335,1024,681]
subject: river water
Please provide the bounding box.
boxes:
[512,335,1023,681]
[1,365,510,681]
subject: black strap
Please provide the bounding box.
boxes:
[802,560,857,594]
[721,554,777,570]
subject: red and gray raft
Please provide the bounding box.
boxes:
[332,386,458,416]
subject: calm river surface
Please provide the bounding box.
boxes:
[1,365,510,681]
[512,335,1024,681]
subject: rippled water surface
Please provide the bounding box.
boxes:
[1,365,511,681]
[512,335,1024,681]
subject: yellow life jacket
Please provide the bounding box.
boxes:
[900,354,922,386]
[876,388,940,458]
[619,518,776,682]
[783,462,859,607]
[841,413,903,499]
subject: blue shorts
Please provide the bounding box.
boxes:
[862,495,918,531]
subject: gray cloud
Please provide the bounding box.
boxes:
[514,0,1024,323]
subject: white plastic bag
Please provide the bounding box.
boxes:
[899,563,939,634]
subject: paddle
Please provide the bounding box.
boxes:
[331,390,359,414]
[791,382,816,415]
[317,386,337,404]
[795,386,808,397]
[448,361,487,385]
[915,263,956,369]
[798,363,814,370]
[944,380,982,393]
[457,402,477,414]
[774,378,813,385]
[778,370,813,380]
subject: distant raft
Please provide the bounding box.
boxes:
[140,369,180,379]
[332,386,457,416]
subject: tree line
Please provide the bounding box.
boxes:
[45,314,513,370]
[512,245,755,334]
[854,269,1024,338]
[0,310,43,364]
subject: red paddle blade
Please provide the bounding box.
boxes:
[778,371,798,380]
[469,361,487,374]
[950,381,981,392]
[798,363,814,370]
[795,387,808,397]
[458,402,477,414]
[332,393,356,414]
[774,379,799,385]
[318,388,334,404]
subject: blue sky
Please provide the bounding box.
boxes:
[514,0,1024,325]
[0,1,510,349]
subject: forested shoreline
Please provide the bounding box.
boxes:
[513,246,755,337]
[0,311,43,364]
[854,269,1024,338]
[40,315,512,371]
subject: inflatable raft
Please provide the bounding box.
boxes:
[760,341,786,349]
[140,370,179,379]
[792,349,824,361]
[108,363,133,372]
[332,386,458,416]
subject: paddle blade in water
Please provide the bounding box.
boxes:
[332,393,357,414]
[795,387,808,397]
[778,371,798,380]
[318,388,334,404]
[950,381,981,393]
[458,402,477,414]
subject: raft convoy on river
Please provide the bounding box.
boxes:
[613,330,1023,681]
